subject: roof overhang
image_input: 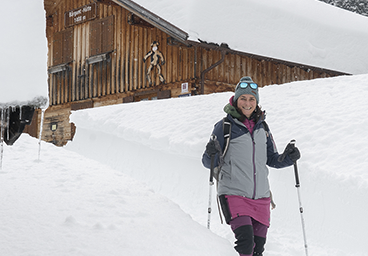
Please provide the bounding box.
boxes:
[111,0,189,45]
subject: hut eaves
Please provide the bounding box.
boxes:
[111,0,189,44]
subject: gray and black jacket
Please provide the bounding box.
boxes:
[202,106,293,200]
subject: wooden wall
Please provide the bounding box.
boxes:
[46,0,200,108]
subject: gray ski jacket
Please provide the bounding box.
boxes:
[202,113,293,200]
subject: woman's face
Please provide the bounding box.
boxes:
[237,94,257,118]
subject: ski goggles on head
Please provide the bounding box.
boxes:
[236,82,258,90]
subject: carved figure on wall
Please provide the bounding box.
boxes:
[143,41,165,85]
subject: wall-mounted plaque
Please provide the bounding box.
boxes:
[65,3,97,27]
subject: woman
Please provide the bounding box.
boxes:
[202,76,300,256]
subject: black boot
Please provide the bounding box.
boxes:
[253,236,266,256]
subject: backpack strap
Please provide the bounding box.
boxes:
[214,116,232,225]
[222,116,231,157]
[213,117,231,181]
[262,120,270,138]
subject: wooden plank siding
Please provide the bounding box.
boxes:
[40,0,348,146]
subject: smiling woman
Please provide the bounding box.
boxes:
[202,76,301,256]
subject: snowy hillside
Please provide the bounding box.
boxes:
[1,74,368,255]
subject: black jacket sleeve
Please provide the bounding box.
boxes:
[266,131,294,168]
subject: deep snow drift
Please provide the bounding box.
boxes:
[1,75,367,255]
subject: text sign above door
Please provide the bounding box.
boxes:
[65,3,97,27]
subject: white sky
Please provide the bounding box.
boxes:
[0,0,48,105]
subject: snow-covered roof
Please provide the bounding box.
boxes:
[0,0,48,107]
[127,0,368,75]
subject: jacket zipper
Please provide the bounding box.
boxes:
[251,136,256,199]
[251,119,264,199]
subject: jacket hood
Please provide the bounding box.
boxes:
[223,102,242,120]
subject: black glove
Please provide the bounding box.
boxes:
[205,139,220,156]
[278,141,301,162]
[288,146,301,162]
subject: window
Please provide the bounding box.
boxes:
[52,28,74,66]
[90,15,114,57]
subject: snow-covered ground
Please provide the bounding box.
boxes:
[1,74,368,255]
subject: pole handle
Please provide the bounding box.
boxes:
[210,155,214,185]
[294,161,300,187]
[209,135,217,185]
[289,140,300,187]
[278,139,296,162]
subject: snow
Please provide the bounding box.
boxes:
[1,1,368,255]
[0,0,48,106]
[136,0,368,75]
[1,74,368,255]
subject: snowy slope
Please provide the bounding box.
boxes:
[0,0,48,105]
[134,0,368,75]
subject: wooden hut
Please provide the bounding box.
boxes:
[34,0,348,146]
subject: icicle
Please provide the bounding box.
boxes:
[19,105,23,120]
[6,107,10,141]
[37,109,45,162]
[0,107,4,171]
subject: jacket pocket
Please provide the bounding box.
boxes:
[221,159,232,180]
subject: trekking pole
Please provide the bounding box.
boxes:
[207,135,216,229]
[291,142,309,256]
[279,140,308,256]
